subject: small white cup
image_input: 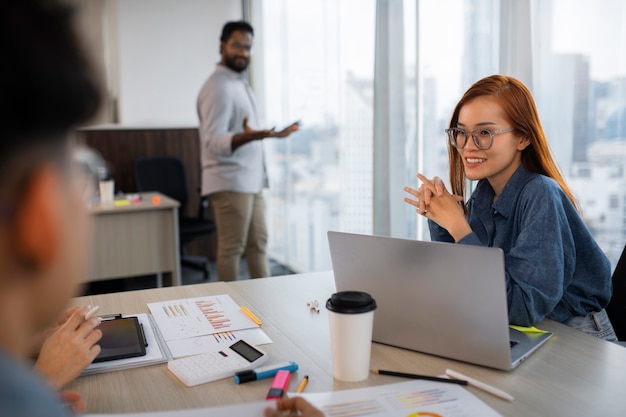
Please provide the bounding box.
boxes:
[99,180,114,205]
[326,291,377,382]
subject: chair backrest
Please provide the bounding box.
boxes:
[134,156,189,214]
[606,244,626,340]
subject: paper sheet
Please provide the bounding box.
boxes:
[295,379,503,417]
[166,327,273,358]
[82,379,502,417]
[147,295,260,341]
[147,294,273,358]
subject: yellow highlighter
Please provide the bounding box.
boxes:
[113,199,131,207]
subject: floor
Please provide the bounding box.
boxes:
[82,257,294,296]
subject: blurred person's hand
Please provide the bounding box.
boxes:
[34,306,102,389]
[264,396,325,417]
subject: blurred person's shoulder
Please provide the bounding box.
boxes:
[0,349,70,417]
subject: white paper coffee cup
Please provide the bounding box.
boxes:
[326,291,377,382]
[99,180,114,205]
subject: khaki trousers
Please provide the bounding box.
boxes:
[209,191,269,281]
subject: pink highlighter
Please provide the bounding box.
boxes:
[266,370,291,400]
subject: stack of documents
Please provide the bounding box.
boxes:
[81,294,272,375]
[147,294,272,358]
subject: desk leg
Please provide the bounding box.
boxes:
[171,206,182,286]
[156,272,163,288]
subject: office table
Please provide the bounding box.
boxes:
[86,192,181,287]
[68,271,626,415]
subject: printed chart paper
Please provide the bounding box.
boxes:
[295,379,503,417]
[147,295,272,358]
[147,295,259,341]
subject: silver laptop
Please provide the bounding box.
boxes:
[328,231,553,371]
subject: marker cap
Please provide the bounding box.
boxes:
[234,370,257,384]
[233,361,299,384]
[266,370,291,400]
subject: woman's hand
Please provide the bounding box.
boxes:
[404,174,446,215]
[404,174,471,241]
[34,306,103,389]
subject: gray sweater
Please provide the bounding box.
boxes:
[197,64,268,196]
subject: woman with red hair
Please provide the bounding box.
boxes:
[405,75,617,341]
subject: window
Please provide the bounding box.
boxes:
[250,0,376,272]
[532,0,626,265]
[414,0,499,239]
[252,0,626,271]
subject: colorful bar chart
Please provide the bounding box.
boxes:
[162,303,190,317]
[195,300,231,329]
[148,295,260,342]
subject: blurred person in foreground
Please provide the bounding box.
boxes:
[0,1,322,415]
[0,0,101,414]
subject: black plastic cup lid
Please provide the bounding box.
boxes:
[326,291,377,314]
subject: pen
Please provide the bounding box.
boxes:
[445,369,514,402]
[295,375,309,393]
[84,305,100,320]
[241,306,263,326]
[286,375,309,415]
[233,361,299,384]
[373,369,468,386]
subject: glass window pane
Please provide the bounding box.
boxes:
[531,0,626,266]
[415,0,499,240]
[253,0,376,272]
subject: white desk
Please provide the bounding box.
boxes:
[68,271,626,415]
[86,192,181,286]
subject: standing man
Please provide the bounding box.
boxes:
[197,20,299,281]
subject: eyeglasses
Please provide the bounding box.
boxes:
[69,161,98,207]
[227,42,252,53]
[445,127,515,150]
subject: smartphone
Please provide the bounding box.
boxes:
[93,317,147,363]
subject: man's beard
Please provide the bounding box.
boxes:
[223,56,249,73]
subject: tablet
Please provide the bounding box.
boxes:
[93,316,147,363]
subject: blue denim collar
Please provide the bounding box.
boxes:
[470,165,540,219]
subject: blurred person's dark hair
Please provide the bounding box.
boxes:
[0,0,101,183]
[220,20,254,43]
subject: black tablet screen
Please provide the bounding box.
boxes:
[93,317,147,363]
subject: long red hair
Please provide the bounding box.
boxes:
[447,74,579,212]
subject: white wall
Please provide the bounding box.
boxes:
[116,0,242,126]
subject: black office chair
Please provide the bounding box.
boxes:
[606,244,626,341]
[134,156,216,280]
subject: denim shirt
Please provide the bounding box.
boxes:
[429,165,612,326]
[0,348,71,417]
